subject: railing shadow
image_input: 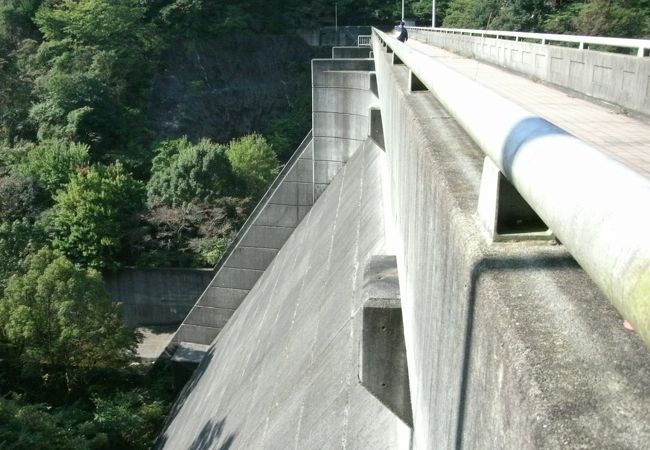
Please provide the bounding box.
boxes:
[454,254,578,449]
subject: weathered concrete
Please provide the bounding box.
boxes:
[312,58,378,199]
[333,46,373,59]
[105,268,213,327]
[359,255,412,427]
[373,32,650,449]
[409,28,650,116]
[159,139,411,449]
[377,29,650,347]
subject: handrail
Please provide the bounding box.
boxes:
[409,26,650,57]
[358,35,372,47]
[373,28,650,346]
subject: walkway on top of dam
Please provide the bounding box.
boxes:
[403,35,650,178]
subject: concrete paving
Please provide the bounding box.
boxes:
[405,36,650,178]
[135,326,176,362]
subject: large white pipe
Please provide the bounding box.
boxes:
[374,29,650,346]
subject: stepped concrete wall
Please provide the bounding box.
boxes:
[172,136,314,346]
[159,140,411,449]
[312,58,378,198]
[410,28,650,116]
[373,35,650,449]
[105,268,213,327]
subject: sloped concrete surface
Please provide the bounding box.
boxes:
[172,134,314,346]
[158,140,411,449]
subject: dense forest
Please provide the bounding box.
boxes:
[0,0,648,448]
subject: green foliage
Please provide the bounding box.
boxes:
[264,92,311,162]
[0,173,47,221]
[0,395,102,450]
[442,0,649,36]
[545,0,650,37]
[0,248,139,389]
[0,218,45,294]
[12,138,89,194]
[137,197,250,267]
[147,137,235,207]
[27,0,160,161]
[48,162,144,269]
[226,133,278,198]
[93,389,166,449]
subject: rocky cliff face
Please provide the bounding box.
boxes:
[148,34,317,143]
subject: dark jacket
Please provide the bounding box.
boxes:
[398,25,408,42]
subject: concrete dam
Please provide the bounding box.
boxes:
[158,28,650,448]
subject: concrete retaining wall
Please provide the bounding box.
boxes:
[105,268,213,327]
[410,29,650,115]
[373,35,650,449]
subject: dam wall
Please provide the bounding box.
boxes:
[157,35,650,448]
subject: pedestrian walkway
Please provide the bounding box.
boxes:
[405,36,650,178]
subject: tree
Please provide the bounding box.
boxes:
[226,133,278,197]
[13,138,89,194]
[0,248,139,386]
[147,137,235,207]
[0,173,47,221]
[48,162,144,269]
[28,0,160,160]
[0,219,45,295]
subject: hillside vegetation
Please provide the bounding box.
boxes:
[0,0,647,448]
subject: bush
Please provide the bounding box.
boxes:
[147,137,236,207]
[226,133,278,198]
[13,138,90,194]
[48,162,144,269]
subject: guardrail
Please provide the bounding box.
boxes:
[373,28,650,347]
[358,35,372,47]
[409,26,650,56]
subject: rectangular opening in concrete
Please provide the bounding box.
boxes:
[370,72,379,98]
[409,71,428,92]
[392,53,404,65]
[370,108,385,150]
[386,46,393,54]
[496,176,549,235]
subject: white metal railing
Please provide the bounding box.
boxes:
[409,27,650,57]
[373,28,650,347]
[358,35,372,47]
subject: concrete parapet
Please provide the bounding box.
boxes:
[409,28,650,116]
[373,31,650,449]
[377,28,650,348]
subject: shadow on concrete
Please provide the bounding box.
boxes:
[454,254,578,450]
[500,117,569,180]
[188,418,236,450]
[155,344,220,447]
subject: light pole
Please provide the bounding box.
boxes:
[432,0,436,27]
[335,3,338,45]
[401,0,404,22]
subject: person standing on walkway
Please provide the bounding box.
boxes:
[398,21,408,42]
